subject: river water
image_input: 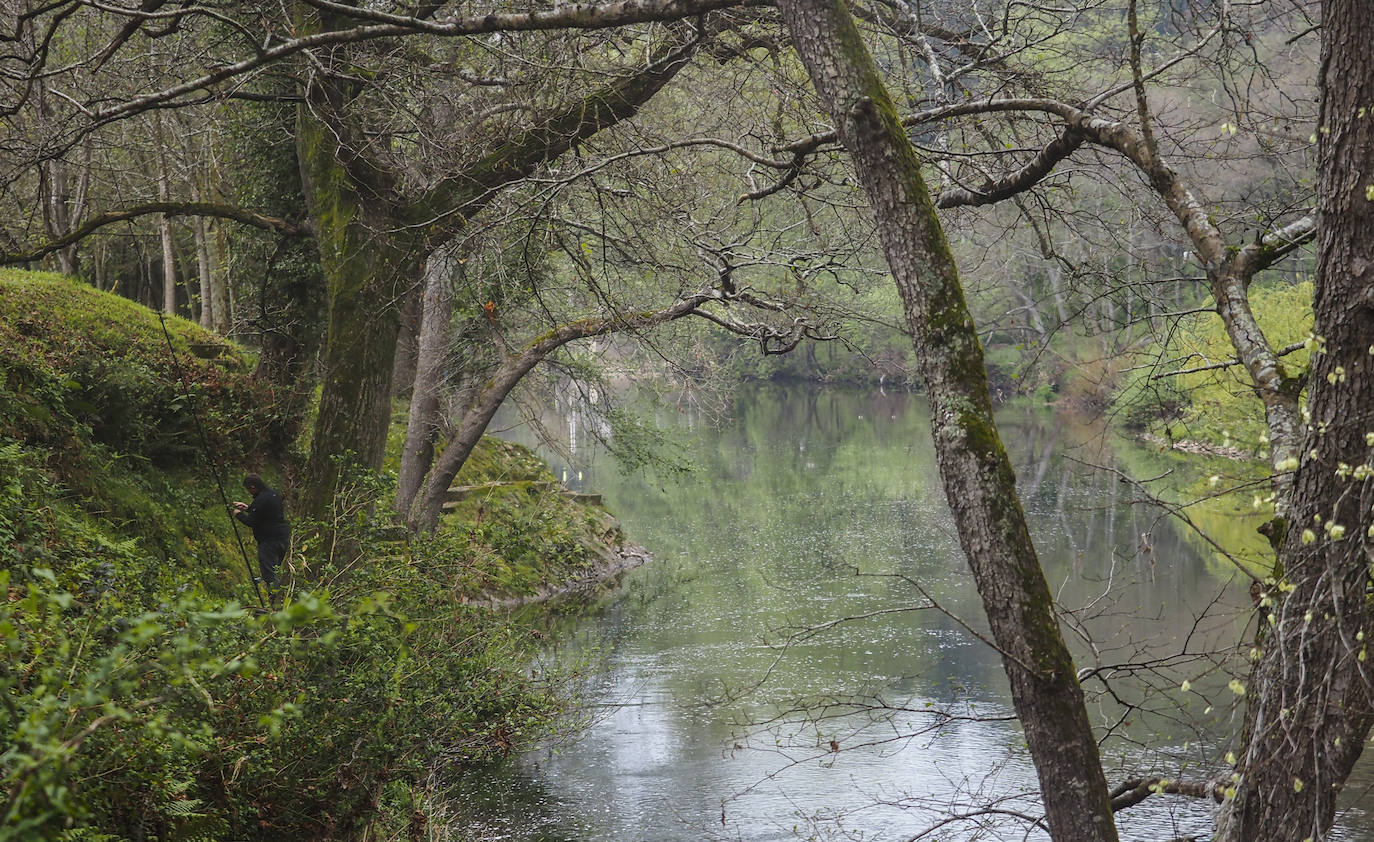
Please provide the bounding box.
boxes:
[457,385,1374,841]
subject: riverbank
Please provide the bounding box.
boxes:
[461,539,651,609]
[0,270,641,840]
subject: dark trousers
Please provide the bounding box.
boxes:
[257,539,288,586]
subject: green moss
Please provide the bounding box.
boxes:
[0,271,290,599]
[0,269,577,839]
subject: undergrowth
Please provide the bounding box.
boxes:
[0,271,609,840]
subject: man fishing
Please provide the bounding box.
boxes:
[232,473,291,589]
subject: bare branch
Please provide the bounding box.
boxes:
[0,202,304,265]
[24,0,767,135]
[1154,341,1308,379]
[1109,776,1224,812]
[935,128,1083,208]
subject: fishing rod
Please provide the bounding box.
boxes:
[157,311,266,610]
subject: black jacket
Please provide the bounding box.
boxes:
[235,487,291,543]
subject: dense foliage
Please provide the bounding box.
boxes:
[1117,280,1315,455]
[0,271,614,839]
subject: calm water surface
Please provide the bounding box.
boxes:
[456,385,1374,841]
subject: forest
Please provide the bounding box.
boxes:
[1,0,1371,840]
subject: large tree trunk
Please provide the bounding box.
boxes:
[775,2,1119,840]
[1215,2,1374,838]
[297,101,417,514]
[293,0,413,513]
[295,12,705,518]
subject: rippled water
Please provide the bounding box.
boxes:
[456,385,1374,841]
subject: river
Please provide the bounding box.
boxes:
[454,385,1374,841]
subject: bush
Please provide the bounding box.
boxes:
[0,451,563,841]
[1,271,580,839]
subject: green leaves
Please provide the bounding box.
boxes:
[0,279,582,836]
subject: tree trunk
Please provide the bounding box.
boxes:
[1047,263,1071,327]
[44,158,80,277]
[159,215,177,314]
[297,102,417,514]
[37,86,89,278]
[410,359,534,532]
[774,2,1120,840]
[1215,2,1374,838]
[396,252,459,518]
[93,240,106,291]
[155,115,178,315]
[194,215,213,329]
[391,272,424,400]
[207,222,230,333]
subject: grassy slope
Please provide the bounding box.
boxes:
[0,270,283,601]
[0,270,620,840]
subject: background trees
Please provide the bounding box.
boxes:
[3,0,1373,838]
[3,2,867,525]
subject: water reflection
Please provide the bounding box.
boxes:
[455,385,1370,841]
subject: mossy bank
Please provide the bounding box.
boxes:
[0,270,634,840]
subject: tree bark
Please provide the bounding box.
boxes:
[158,213,178,314]
[774,2,1119,840]
[207,221,229,333]
[193,215,213,329]
[1214,2,1374,838]
[35,80,89,278]
[396,251,459,518]
[297,102,416,514]
[155,115,179,315]
[391,272,424,400]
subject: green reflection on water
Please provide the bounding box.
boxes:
[454,385,1361,842]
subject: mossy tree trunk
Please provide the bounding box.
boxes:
[775,2,1119,840]
[294,10,706,519]
[296,101,419,514]
[292,3,418,513]
[219,89,327,439]
[1214,3,1374,838]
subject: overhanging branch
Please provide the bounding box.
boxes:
[84,0,765,126]
[0,202,305,265]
